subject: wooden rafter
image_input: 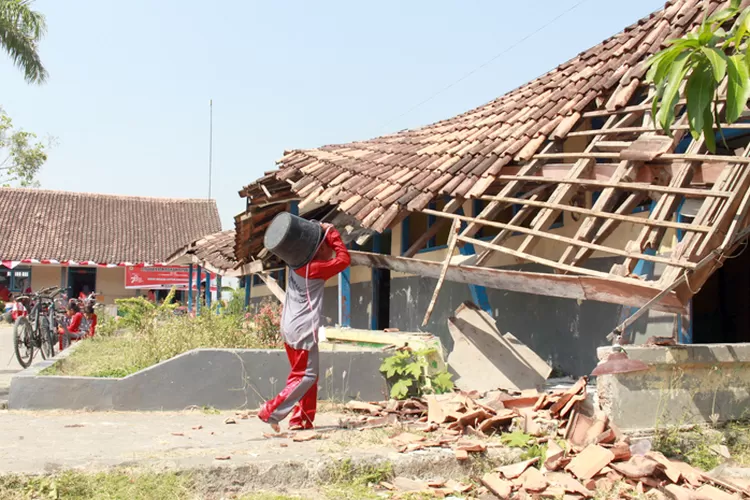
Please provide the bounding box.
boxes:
[422,208,696,270]
[461,142,559,240]
[491,176,730,199]
[514,114,622,257]
[477,194,707,233]
[472,185,550,267]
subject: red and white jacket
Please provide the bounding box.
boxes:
[280,227,350,350]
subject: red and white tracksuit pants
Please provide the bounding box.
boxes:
[259,343,319,428]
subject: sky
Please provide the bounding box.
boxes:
[1,0,665,229]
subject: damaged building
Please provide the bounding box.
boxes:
[232,0,750,377]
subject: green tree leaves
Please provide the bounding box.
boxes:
[0,0,47,84]
[0,108,48,187]
[646,3,750,152]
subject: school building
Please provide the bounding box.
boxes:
[234,0,750,377]
[0,188,221,304]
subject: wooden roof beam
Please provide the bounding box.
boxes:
[349,250,686,314]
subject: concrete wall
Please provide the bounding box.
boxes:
[596,344,750,430]
[388,256,678,377]
[97,267,138,304]
[30,265,62,291]
[10,346,389,411]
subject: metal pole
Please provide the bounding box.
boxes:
[216,275,222,314]
[208,99,213,200]
[187,264,194,313]
[244,276,251,310]
[195,265,202,316]
[205,272,212,310]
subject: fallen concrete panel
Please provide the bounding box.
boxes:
[10,347,388,411]
[596,343,750,430]
[447,302,551,392]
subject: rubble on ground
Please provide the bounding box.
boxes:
[343,378,750,499]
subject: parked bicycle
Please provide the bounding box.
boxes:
[13,287,64,368]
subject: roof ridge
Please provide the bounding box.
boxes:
[0,187,217,204]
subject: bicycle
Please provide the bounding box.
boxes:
[13,287,63,368]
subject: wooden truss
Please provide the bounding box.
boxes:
[414,87,750,324]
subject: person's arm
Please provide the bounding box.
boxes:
[68,313,82,333]
[306,227,351,281]
[89,316,97,337]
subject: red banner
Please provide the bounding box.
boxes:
[124,265,217,290]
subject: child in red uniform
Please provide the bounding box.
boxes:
[84,305,97,338]
[10,299,28,321]
[259,222,350,432]
[58,300,84,350]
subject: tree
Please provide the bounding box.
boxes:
[646,0,750,152]
[0,0,47,84]
[0,107,47,187]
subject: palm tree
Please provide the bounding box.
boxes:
[0,0,47,84]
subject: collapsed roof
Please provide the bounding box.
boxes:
[166,229,241,277]
[235,0,750,315]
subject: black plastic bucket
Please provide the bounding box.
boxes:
[263,212,323,269]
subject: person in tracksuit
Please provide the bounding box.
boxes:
[258,222,350,431]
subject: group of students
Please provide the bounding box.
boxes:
[58,299,97,349]
[10,294,97,350]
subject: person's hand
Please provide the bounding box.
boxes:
[320,222,334,231]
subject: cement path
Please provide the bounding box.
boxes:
[0,408,503,495]
[0,410,380,475]
[0,326,28,401]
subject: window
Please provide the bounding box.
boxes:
[0,266,32,294]
[403,199,452,253]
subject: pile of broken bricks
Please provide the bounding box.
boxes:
[344,377,750,499]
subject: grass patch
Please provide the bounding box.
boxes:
[0,470,192,500]
[237,494,304,500]
[652,425,723,471]
[42,295,282,378]
[321,458,393,500]
[318,428,391,453]
[722,419,750,466]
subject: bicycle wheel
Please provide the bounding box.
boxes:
[39,316,55,359]
[13,317,34,369]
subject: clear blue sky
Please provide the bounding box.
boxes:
[1,0,665,228]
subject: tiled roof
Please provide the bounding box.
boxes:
[239,0,733,234]
[0,188,222,263]
[166,229,238,274]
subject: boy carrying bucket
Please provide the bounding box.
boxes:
[258,214,350,431]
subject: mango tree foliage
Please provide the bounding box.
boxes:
[646,0,750,152]
[0,108,47,187]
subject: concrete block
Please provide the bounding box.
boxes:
[10,348,389,411]
[596,343,750,430]
[447,302,551,392]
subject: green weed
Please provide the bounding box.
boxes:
[380,348,453,400]
[42,294,282,378]
[0,470,191,500]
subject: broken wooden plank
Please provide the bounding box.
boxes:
[619,135,673,161]
[255,272,285,303]
[348,251,687,313]
[422,219,460,326]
